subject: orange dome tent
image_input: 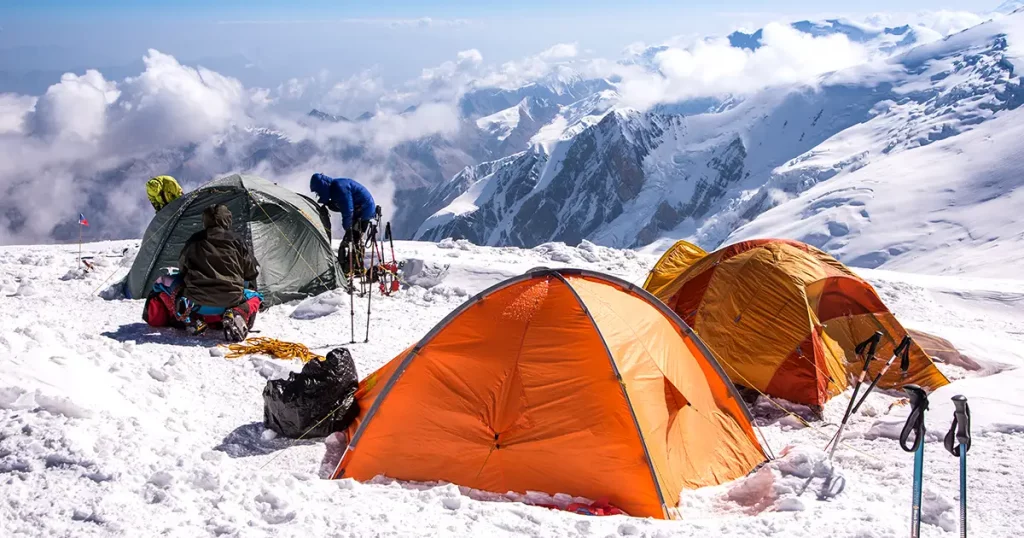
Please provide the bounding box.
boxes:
[332,269,766,519]
[644,239,949,407]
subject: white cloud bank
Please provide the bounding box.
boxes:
[0,49,462,244]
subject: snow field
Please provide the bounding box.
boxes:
[0,239,1022,537]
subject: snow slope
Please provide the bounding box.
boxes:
[1,239,1023,537]
[726,16,1024,278]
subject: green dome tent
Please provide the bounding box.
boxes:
[124,174,340,306]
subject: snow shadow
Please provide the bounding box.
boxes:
[214,422,318,458]
[100,323,218,348]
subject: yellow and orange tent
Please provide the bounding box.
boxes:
[332,269,766,519]
[644,239,949,407]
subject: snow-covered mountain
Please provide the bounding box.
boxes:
[474,97,561,156]
[729,19,923,55]
[413,12,1024,276]
[458,76,613,119]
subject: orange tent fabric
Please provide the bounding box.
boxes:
[332,269,766,519]
[645,239,949,406]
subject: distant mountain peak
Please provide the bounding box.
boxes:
[307,109,349,122]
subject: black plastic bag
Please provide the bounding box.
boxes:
[263,348,360,439]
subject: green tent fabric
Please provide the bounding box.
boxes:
[124,174,340,306]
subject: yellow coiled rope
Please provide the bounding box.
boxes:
[222,337,324,363]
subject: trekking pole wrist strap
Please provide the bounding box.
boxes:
[900,384,929,453]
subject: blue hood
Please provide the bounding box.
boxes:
[310,173,330,203]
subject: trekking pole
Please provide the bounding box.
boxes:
[348,231,356,344]
[381,221,401,295]
[900,384,929,538]
[828,331,883,459]
[944,395,971,538]
[850,335,912,415]
[364,206,382,343]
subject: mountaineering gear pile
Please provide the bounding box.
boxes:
[332,269,766,520]
[179,205,259,309]
[644,238,949,406]
[147,175,184,212]
[124,174,341,306]
[945,395,972,538]
[263,348,360,439]
[309,173,376,231]
[827,331,882,459]
[142,273,262,339]
[900,384,929,538]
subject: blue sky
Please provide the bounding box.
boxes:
[0,0,1001,96]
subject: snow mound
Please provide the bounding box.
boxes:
[402,258,451,289]
[437,238,475,251]
[291,290,348,320]
[532,241,639,266]
[11,282,40,297]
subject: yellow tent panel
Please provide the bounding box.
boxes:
[643,240,708,301]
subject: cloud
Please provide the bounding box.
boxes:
[0,94,37,135]
[29,70,119,142]
[457,49,484,65]
[600,23,873,110]
[539,43,579,60]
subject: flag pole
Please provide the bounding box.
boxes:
[78,221,82,266]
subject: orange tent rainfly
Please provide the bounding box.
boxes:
[644,239,949,407]
[332,269,766,519]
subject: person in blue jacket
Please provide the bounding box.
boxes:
[310,173,377,275]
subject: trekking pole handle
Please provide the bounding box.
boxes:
[952,395,970,445]
[849,344,902,416]
[900,384,929,453]
[945,395,972,456]
[856,331,883,359]
[854,331,883,377]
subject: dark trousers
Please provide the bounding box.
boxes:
[338,219,370,275]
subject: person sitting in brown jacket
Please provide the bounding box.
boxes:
[177,204,260,342]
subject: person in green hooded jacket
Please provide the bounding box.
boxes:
[147,175,184,212]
